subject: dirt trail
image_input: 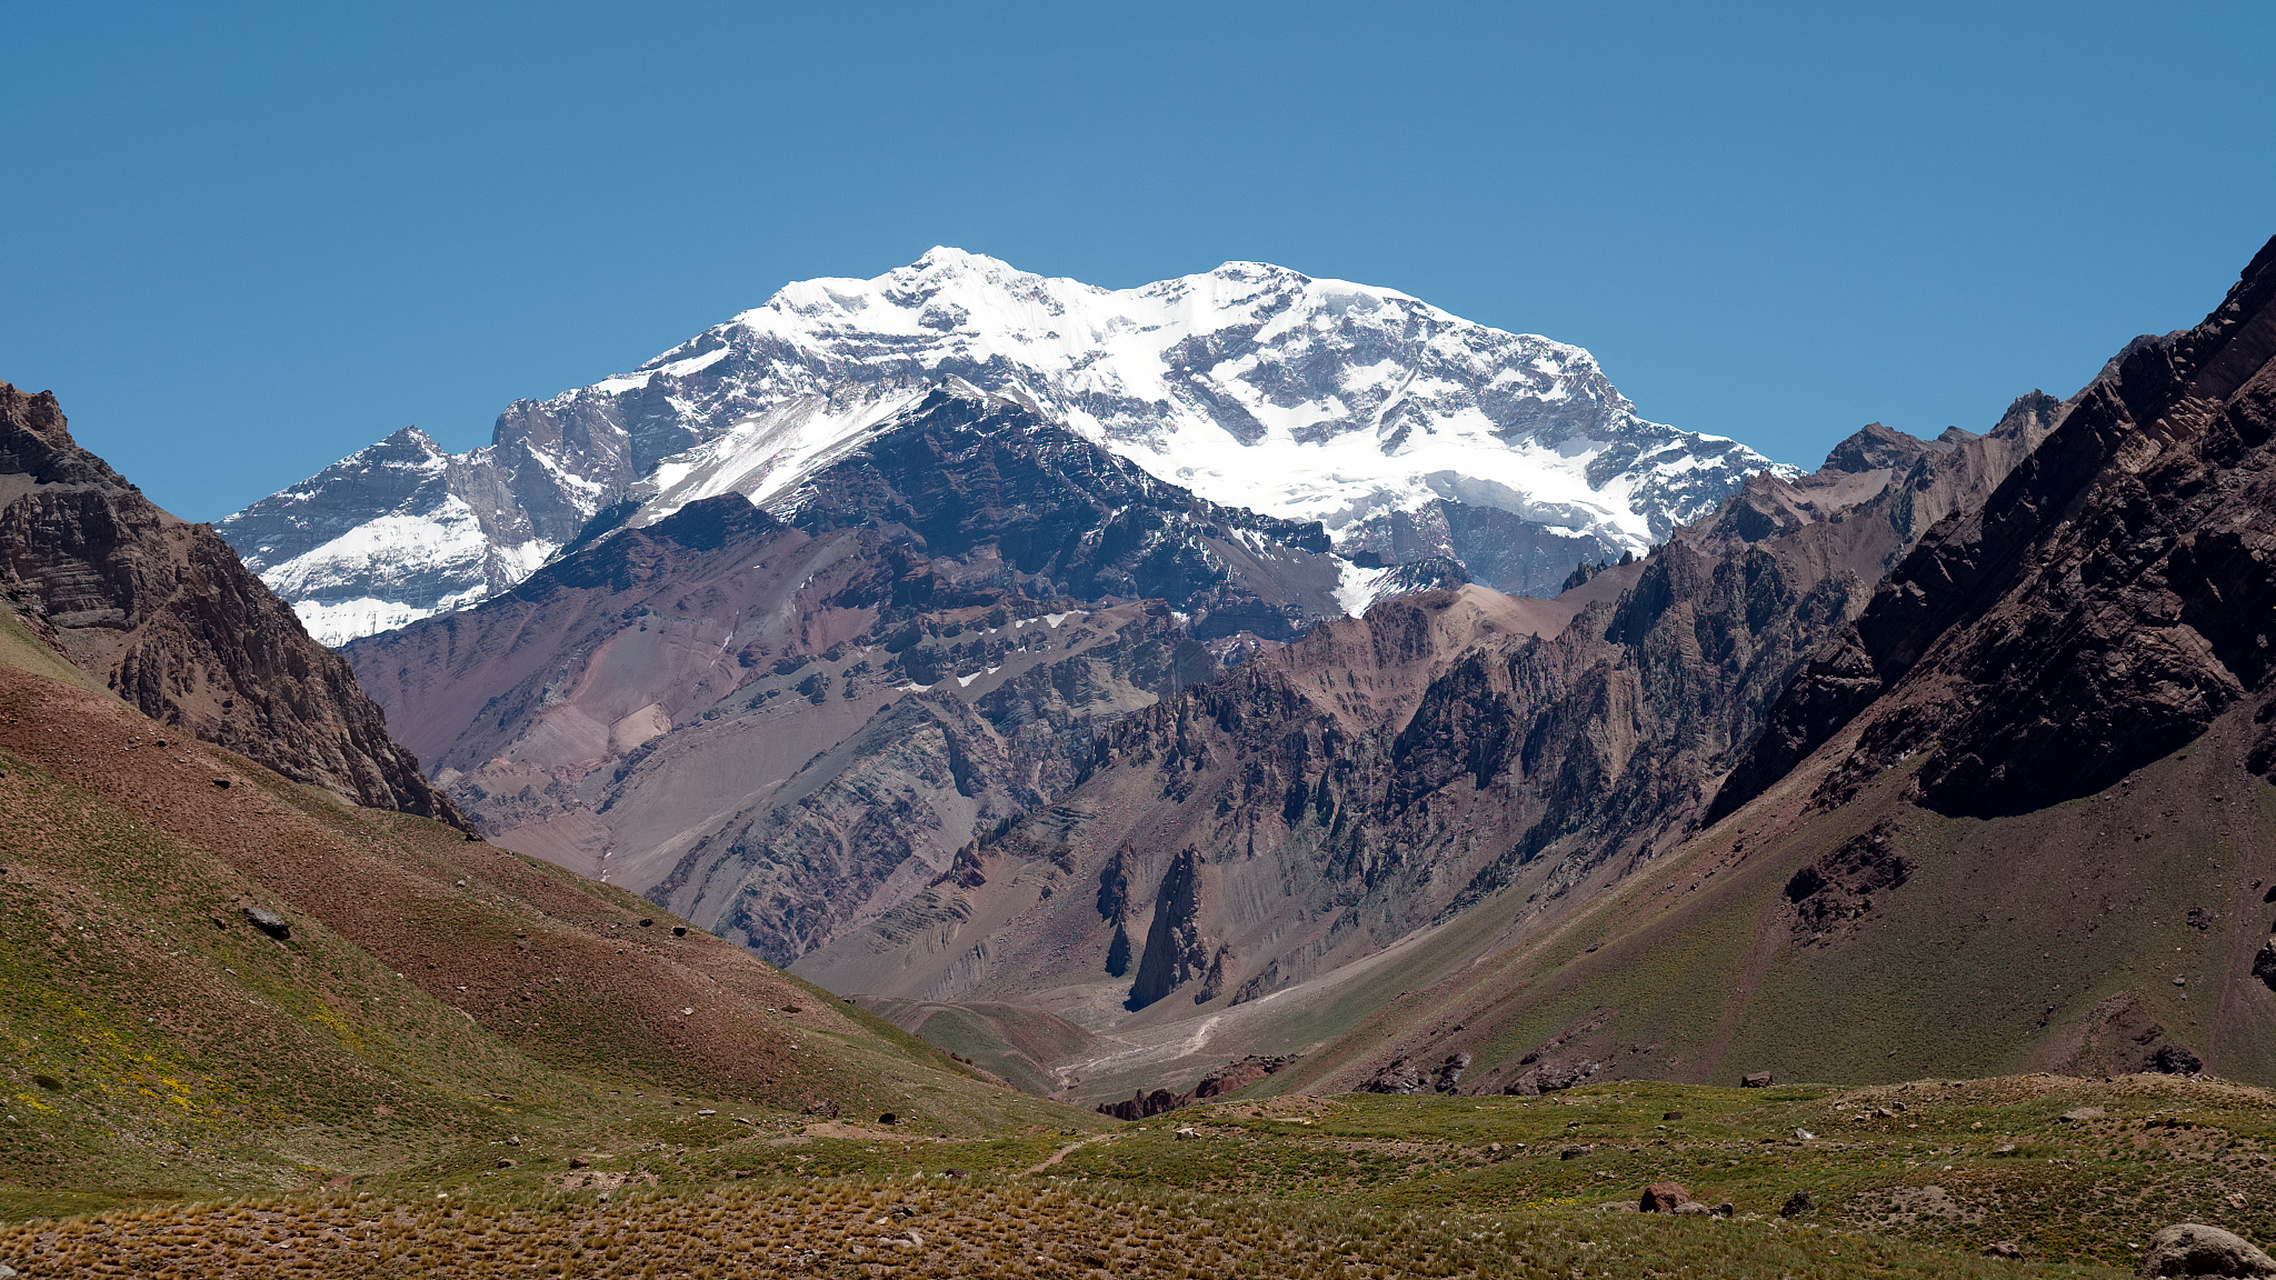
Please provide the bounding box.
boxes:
[1018,1133,1115,1176]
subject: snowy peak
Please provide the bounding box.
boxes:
[223,248,1788,643]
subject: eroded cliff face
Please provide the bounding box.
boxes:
[797,399,2051,1038]
[0,383,466,827]
[1717,235,2276,821]
[1280,234,2276,1101]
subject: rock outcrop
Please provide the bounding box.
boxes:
[1128,849,1211,1011]
[0,383,466,826]
[2137,1224,2276,1278]
[1094,1055,1294,1120]
[1715,235,2276,821]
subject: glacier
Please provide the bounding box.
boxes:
[221,247,1789,645]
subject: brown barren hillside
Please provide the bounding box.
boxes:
[0,595,1079,1209]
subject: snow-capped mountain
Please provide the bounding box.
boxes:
[222,248,1786,645]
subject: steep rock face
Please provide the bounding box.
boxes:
[0,384,466,826]
[1127,849,1210,1010]
[1716,235,2276,820]
[224,249,1785,643]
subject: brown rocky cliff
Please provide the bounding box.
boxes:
[0,383,468,828]
[1715,232,2276,819]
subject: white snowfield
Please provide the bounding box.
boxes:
[221,247,1786,645]
[616,248,1771,543]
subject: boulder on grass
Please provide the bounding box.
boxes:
[1639,1181,1693,1213]
[2137,1224,2276,1278]
[243,906,290,940]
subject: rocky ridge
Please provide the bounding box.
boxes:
[1262,233,2276,1100]
[0,382,466,826]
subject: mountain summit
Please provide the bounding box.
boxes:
[221,249,1782,644]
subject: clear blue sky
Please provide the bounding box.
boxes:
[5,1,2272,521]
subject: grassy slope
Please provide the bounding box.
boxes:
[1250,696,2276,1102]
[0,607,1087,1217]
[25,1073,2276,1274]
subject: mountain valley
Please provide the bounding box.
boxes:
[6,236,2276,1279]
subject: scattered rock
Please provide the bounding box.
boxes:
[1742,1071,1774,1088]
[803,1099,837,1119]
[495,1158,515,1169]
[1559,1145,1592,1160]
[1673,1201,1717,1216]
[1662,1111,1685,1121]
[211,777,231,788]
[639,918,653,928]
[1174,1126,1200,1141]
[1983,1241,2022,1259]
[567,1158,589,1169]
[2137,1224,2276,1278]
[2060,1107,2107,1123]
[242,906,291,940]
[1639,1181,1693,1212]
[878,1113,898,1126]
[671,925,688,937]
[2149,1045,2204,1075]
[1794,1128,1815,1141]
[2254,940,2276,993]
[1780,1190,1814,1218]
[1503,1058,1602,1096]
[1357,1057,1428,1095]
[1084,1054,1303,1121]
[695,1109,716,1117]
